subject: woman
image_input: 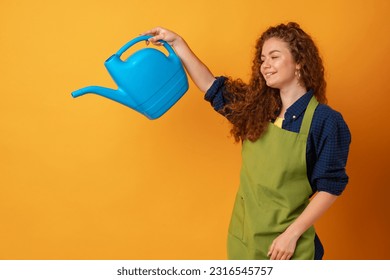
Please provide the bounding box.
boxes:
[143,22,351,260]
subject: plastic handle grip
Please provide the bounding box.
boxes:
[115,35,176,57]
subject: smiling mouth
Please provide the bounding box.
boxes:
[264,72,276,78]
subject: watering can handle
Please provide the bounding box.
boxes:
[116,35,176,57]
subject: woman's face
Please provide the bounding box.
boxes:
[260,37,299,90]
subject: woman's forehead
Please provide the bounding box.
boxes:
[262,38,290,54]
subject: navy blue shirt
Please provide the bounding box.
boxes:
[205,76,351,196]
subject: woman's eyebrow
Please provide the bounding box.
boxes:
[269,50,281,55]
[261,50,281,57]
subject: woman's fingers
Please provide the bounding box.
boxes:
[279,252,293,260]
[268,243,293,260]
[267,242,275,258]
[140,27,163,45]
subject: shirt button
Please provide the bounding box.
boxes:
[292,115,296,119]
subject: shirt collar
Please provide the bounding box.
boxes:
[284,89,314,122]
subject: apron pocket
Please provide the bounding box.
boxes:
[228,194,246,242]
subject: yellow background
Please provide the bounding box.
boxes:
[1,0,389,259]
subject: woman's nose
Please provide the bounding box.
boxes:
[261,58,270,68]
[261,61,270,70]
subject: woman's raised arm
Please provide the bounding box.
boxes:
[142,27,216,93]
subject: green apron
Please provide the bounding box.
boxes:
[227,96,318,260]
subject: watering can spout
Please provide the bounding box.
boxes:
[71,86,116,98]
[71,86,137,109]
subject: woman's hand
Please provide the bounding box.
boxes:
[267,231,299,260]
[141,27,183,48]
[267,192,338,260]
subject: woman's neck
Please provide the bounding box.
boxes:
[278,86,307,118]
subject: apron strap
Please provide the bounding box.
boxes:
[299,95,319,135]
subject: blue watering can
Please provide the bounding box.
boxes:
[71,35,189,119]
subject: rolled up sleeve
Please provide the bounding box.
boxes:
[311,109,351,196]
[204,76,228,112]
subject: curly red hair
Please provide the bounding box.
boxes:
[222,22,327,142]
